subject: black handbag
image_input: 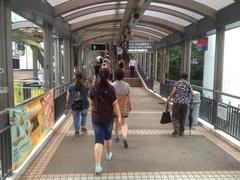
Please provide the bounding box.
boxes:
[160,104,172,124]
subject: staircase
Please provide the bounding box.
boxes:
[122,62,142,87]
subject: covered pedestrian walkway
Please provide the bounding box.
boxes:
[19,87,240,180]
[1,1,240,180]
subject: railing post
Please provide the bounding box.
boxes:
[0,0,14,110]
[181,40,191,81]
[43,23,54,89]
[213,28,225,102]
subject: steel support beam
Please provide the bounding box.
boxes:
[164,47,169,79]
[64,3,126,22]
[159,48,165,83]
[148,4,198,24]
[11,0,71,37]
[0,0,13,109]
[156,3,240,48]
[54,0,113,16]
[71,16,122,32]
[31,46,38,79]
[181,40,191,79]
[63,38,71,83]
[54,38,61,89]
[152,0,216,20]
[154,50,158,81]
[213,28,225,102]
[43,24,54,89]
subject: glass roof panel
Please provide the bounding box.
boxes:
[194,0,234,10]
[133,30,162,39]
[47,0,69,7]
[62,1,127,17]
[68,9,125,24]
[144,10,191,27]
[135,25,169,36]
[150,2,204,20]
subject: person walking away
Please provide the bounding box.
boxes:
[112,69,132,148]
[167,73,193,136]
[118,58,125,70]
[66,73,89,136]
[89,68,122,174]
[129,56,136,78]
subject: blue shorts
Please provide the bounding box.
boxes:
[92,120,114,145]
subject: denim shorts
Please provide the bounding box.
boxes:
[92,120,114,145]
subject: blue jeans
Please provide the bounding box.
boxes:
[71,109,88,131]
[92,120,114,145]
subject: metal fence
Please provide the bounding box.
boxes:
[0,82,70,179]
[14,86,45,106]
[137,66,154,90]
[0,110,12,180]
[137,72,240,140]
[200,96,240,140]
[54,83,70,121]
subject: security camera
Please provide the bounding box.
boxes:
[133,12,139,19]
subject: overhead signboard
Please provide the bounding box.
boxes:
[91,44,106,51]
[128,41,152,53]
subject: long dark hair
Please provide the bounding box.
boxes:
[96,68,110,95]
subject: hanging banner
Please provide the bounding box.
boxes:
[10,89,54,170]
[197,38,208,52]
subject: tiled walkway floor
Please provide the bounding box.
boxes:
[20,88,240,180]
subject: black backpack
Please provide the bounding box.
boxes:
[71,88,84,111]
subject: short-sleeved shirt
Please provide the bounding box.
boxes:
[89,85,117,123]
[112,80,130,117]
[173,80,192,104]
[68,83,89,109]
[112,80,130,96]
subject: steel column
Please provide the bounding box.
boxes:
[43,23,54,89]
[54,38,61,89]
[213,28,225,102]
[154,50,157,81]
[0,0,13,109]
[164,47,169,79]
[63,38,71,83]
[159,48,165,83]
[181,40,191,80]
[31,46,38,79]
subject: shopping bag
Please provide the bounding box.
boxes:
[160,104,172,124]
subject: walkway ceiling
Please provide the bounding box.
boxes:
[12,0,240,47]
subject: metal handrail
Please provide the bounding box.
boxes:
[154,77,240,100]
[0,109,9,116]
[0,125,11,134]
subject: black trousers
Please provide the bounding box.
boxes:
[130,66,135,77]
[172,103,187,133]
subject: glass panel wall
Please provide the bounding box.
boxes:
[222,26,240,107]
[202,33,216,98]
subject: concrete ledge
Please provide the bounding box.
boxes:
[6,112,71,180]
